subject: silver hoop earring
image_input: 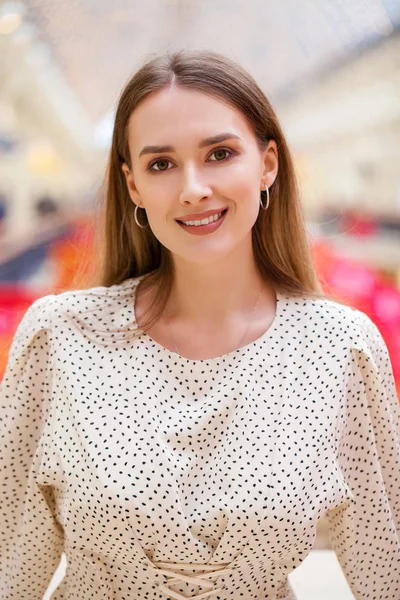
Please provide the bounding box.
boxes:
[134,205,148,229]
[260,184,270,210]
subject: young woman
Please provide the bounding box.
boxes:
[1,50,399,600]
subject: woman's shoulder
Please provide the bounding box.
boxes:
[284,292,379,349]
[47,277,142,344]
[6,294,57,367]
[11,277,142,351]
[51,276,140,312]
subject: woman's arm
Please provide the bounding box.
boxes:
[0,295,64,599]
[327,310,400,599]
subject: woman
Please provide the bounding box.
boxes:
[1,50,399,600]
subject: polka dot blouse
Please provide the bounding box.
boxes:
[1,275,399,600]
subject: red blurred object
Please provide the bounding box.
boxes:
[339,210,379,236]
[49,216,96,291]
[313,240,400,398]
[0,286,38,375]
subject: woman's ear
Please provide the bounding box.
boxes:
[261,140,278,188]
[121,163,140,204]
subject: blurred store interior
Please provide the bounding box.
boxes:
[1,1,400,598]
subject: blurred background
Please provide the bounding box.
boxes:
[0,0,399,598]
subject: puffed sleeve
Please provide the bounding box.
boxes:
[326,309,400,599]
[0,294,64,599]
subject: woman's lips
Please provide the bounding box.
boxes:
[176,209,228,235]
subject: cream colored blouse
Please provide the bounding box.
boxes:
[0,276,399,600]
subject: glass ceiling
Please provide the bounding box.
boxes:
[18,0,400,120]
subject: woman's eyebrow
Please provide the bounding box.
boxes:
[138,132,241,158]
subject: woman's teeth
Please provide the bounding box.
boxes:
[180,211,224,226]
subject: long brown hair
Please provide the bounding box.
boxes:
[86,49,341,333]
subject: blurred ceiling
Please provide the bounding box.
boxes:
[11,0,400,122]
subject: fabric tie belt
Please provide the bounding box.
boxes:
[149,561,233,600]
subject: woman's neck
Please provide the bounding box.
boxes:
[167,252,273,325]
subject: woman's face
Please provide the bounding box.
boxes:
[122,87,278,266]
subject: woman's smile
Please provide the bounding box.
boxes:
[176,208,228,235]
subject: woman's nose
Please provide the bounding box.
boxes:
[178,168,213,204]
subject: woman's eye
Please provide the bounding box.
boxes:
[148,148,234,172]
[208,148,233,161]
[148,159,172,172]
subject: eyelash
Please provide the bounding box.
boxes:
[146,147,236,172]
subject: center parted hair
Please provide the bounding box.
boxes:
[89,49,332,333]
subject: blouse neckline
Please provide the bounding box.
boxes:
[132,276,284,364]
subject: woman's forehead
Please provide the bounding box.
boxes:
[127,87,254,150]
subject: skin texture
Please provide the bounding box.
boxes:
[121,86,279,357]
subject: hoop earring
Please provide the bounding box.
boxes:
[260,183,270,210]
[134,205,149,229]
